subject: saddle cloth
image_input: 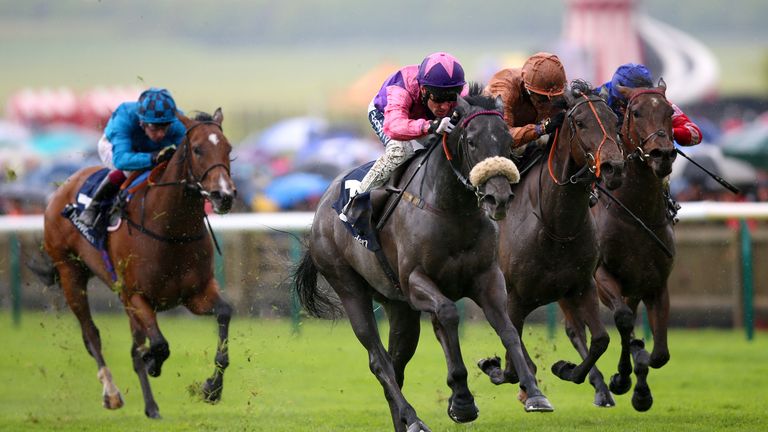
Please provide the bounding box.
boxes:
[332,161,382,252]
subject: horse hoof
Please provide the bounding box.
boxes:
[593,391,616,408]
[524,395,554,412]
[609,373,632,395]
[145,407,162,419]
[447,395,479,423]
[649,351,670,369]
[551,360,579,382]
[202,378,223,404]
[143,343,170,378]
[102,391,124,410]
[632,387,653,412]
[406,421,432,432]
[477,356,507,385]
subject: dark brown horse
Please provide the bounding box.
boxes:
[294,86,552,432]
[591,81,676,411]
[478,82,624,407]
[34,110,236,418]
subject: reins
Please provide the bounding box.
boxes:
[547,94,620,185]
[123,119,228,254]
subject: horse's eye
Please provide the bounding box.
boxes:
[575,120,585,128]
[193,147,203,156]
[633,109,640,118]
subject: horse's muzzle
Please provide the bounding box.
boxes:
[600,160,625,190]
[209,190,236,214]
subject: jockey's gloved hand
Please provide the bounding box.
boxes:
[428,117,455,135]
[151,145,176,165]
[540,112,565,135]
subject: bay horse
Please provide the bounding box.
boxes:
[478,82,625,407]
[293,85,553,432]
[591,81,676,411]
[34,110,236,418]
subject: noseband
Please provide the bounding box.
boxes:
[548,94,621,185]
[442,109,506,192]
[623,90,671,162]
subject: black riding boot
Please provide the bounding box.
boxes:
[77,175,121,228]
[663,187,681,224]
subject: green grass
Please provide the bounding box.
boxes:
[1,311,767,431]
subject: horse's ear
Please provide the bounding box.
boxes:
[657,77,667,92]
[177,112,194,128]
[455,96,469,116]
[616,84,632,99]
[563,85,575,105]
[494,95,504,112]
[213,107,224,125]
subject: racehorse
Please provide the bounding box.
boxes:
[478,81,625,407]
[32,110,236,418]
[591,81,677,411]
[293,85,553,432]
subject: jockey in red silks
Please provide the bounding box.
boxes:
[340,52,468,221]
[77,88,185,227]
[595,63,702,146]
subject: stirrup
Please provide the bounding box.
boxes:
[339,198,354,222]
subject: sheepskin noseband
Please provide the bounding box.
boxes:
[469,156,520,186]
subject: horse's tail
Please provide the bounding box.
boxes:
[26,243,58,287]
[292,249,341,319]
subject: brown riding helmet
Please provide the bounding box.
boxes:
[521,52,567,97]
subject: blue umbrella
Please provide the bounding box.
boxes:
[263,172,331,209]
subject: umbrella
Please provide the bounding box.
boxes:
[242,117,328,158]
[263,172,331,209]
[719,122,768,170]
[671,144,757,193]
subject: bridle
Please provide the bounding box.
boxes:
[441,109,506,203]
[148,120,231,197]
[622,89,672,162]
[547,93,621,185]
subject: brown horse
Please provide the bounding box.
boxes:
[33,110,236,418]
[591,81,676,411]
[294,86,552,432]
[478,82,624,407]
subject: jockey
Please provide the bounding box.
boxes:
[595,63,702,146]
[77,88,186,228]
[339,52,468,221]
[485,52,568,152]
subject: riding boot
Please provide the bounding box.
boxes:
[663,186,681,224]
[77,175,121,228]
[339,140,414,221]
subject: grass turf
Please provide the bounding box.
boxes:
[0,311,766,431]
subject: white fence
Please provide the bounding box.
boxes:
[2,202,768,233]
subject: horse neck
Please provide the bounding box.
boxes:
[139,157,207,234]
[616,157,667,220]
[421,144,479,215]
[536,134,592,233]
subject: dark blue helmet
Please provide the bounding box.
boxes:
[137,88,177,123]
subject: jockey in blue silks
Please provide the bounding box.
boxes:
[77,88,186,227]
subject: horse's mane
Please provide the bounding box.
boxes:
[464,82,499,110]
[192,111,215,122]
[570,79,596,98]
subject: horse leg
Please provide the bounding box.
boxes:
[645,288,671,369]
[383,301,422,431]
[595,267,634,396]
[557,290,614,407]
[333,282,428,432]
[185,279,233,404]
[126,294,170,378]
[477,300,532,387]
[58,262,124,410]
[406,270,477,423]
[127,314,161,418]
[467,272,553,413]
